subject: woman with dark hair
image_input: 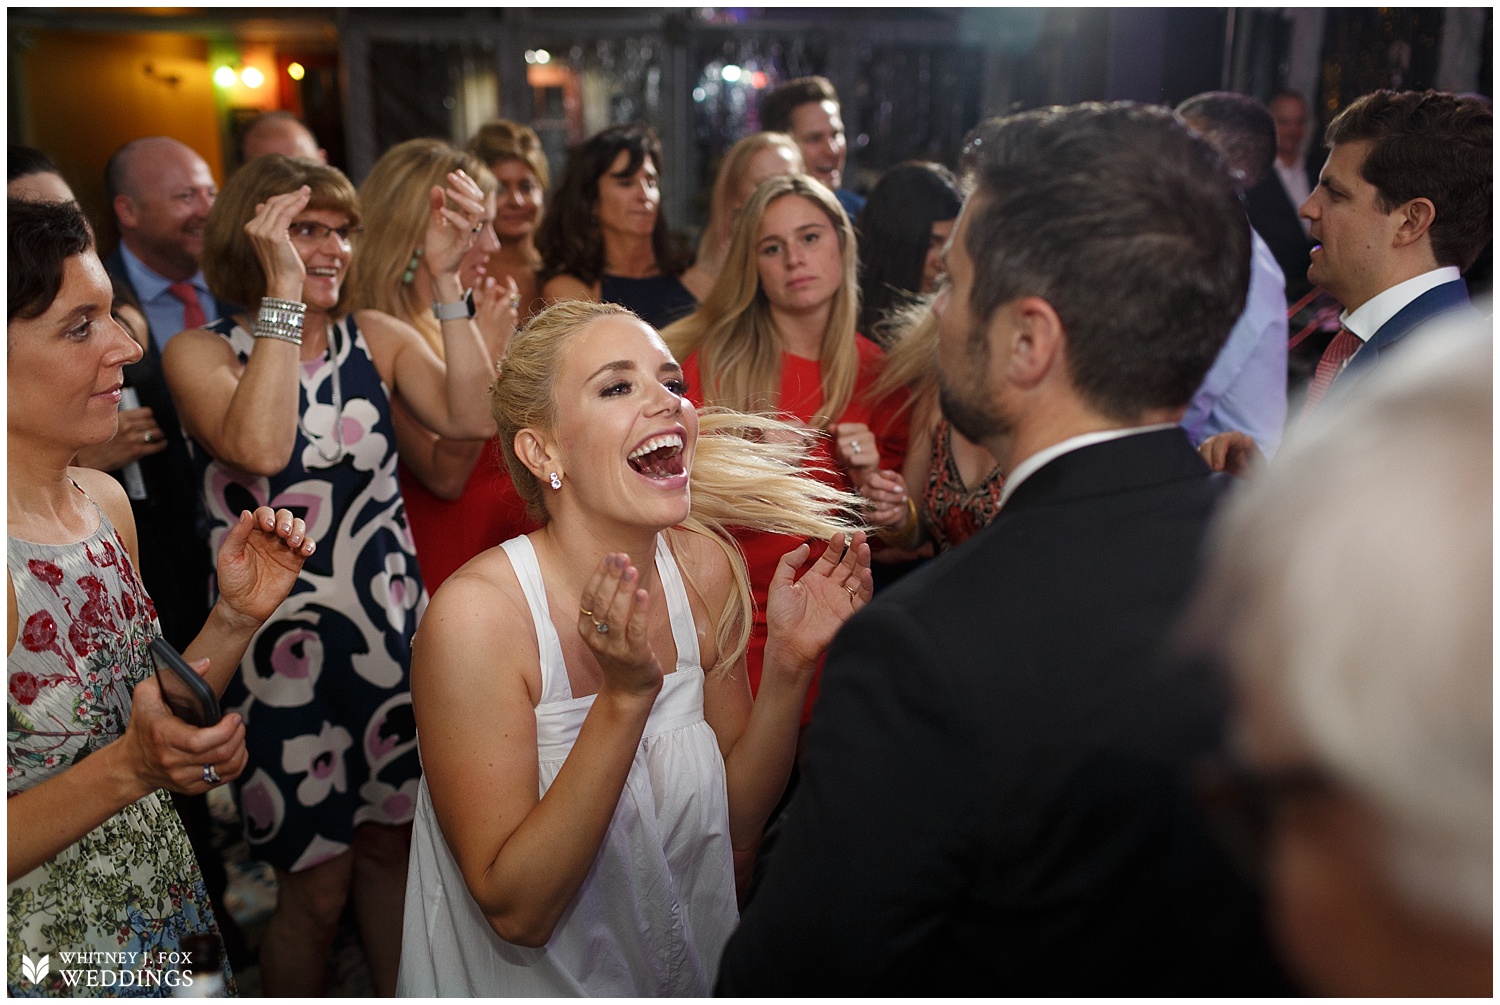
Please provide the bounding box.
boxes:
[161,155,499,995]
[536,123,697,330]
[7,197,312,995]
[7,144,75,203]
[854,161,963,344]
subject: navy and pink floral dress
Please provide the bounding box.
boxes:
[187,315,425,873]
[7,491,233,996]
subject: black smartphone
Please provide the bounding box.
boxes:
[148,637,222,728]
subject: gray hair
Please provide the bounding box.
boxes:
[1187,319,1492,932]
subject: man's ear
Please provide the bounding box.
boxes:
[113,194,138,231]
[1393,196,1436,250]
[1004,296,1065,390]
[514,427,558,483]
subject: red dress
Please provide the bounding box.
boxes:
[399,442,537,592]
[682,336,907,724]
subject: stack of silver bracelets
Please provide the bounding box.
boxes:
[256,296,306,346]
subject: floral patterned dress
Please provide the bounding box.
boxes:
[7,490,234,997]
[186,315,424,873]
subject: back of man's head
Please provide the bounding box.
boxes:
[1177,91,1277,191]
[1187,325,1491,993]
[1326,89,1491,270]
[239,111,324,165]
[761,76,839,134]
[960,102,1249,421]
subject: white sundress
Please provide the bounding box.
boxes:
[397,534,740,996]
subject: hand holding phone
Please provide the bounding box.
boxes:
[148,637,222,728]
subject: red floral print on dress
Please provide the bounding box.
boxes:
[27,559,65,594]
[10,671,40,705]
[20,609,75,671]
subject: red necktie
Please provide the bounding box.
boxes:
[167,281,208,330]
[1303,325,1363,411]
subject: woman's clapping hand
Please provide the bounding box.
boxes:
[577,553,665,700]
[424,170,491,283]
[765,530,872,668]
[215,506,316,628]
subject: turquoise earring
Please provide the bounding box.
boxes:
[401,247,423,285]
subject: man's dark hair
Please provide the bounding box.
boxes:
[9,198,95,322]
[960,102,1249,421]
[1325,89,1491,270]
[8,144,58,183]
[535,123,681,286]
[1268,89,1308,109]
[1176,91,1277,191]
[760,76,840,133]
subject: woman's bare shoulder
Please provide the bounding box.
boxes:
[540,274,599,304]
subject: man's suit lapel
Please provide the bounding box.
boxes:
[1344,279,1474,382]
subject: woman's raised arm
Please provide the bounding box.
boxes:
[162,188,313,476]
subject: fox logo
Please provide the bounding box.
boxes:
[21,954,50,984]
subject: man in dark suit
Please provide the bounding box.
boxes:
[1201,90,1490,474]
[101,136,231,648]
[718,104,1289,995]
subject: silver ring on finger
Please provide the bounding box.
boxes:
[143,431,154,443]
[203,763,221,785]
[851,441,861,454]
[594,619,610,635]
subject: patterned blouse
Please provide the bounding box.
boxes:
[7,489,233,996]
[919,418,1005,553]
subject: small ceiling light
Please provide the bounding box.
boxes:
[213,65,238,88]
[721,64,742,83]
[534,49,551,64]
[240,66,264,88]
[287,62,306,81]
[524,50,536,64]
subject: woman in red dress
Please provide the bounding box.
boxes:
[663,174,909,725]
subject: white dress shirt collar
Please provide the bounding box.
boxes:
[997,423,1180,511]
[1341,266,1462,343]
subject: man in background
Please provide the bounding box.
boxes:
[240,110,326,165]
[760,75,864,218]
[1177,91,1290,457]
[1245,90,1318,304]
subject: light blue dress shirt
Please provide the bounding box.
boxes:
[116,243,221,352]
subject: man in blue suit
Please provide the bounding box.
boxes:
[1201,89,1489,474]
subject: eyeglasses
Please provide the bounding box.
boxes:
[288,220,363,245]
[1194,751,1334,883]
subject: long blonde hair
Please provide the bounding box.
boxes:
[868,295,941,425]
[663,174,862,429]
[693,132,803,274]
[493,299,863,669]
[347,138,496,350]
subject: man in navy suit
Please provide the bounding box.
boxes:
[718,104,1290,995]
[1202,90,1490,473]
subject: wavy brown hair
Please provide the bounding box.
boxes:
[202,155,361,315]
[535,123,682,287]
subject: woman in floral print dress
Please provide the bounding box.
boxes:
[161,156,500,995]
[7,199,314,996]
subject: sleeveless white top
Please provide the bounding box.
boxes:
[397,534,739,996]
